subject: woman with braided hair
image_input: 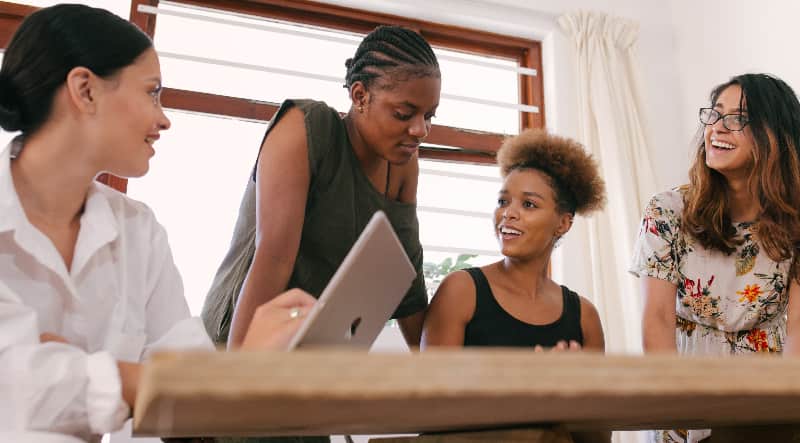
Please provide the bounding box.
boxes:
[202,24,439,358]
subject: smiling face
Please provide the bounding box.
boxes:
[351,75,441,165]
[91,48,170,178]
[704,84,756,180]
[494,168,573,261]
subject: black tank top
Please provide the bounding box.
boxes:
[462,267,584,347]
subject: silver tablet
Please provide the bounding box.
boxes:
[286,210,416,350]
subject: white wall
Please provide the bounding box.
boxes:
[667,0,800,145]
[485,0,688,188]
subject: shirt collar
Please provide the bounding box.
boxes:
[71,181,119,276]
[0,137,120,278]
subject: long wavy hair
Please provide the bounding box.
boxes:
[683,73,800,280]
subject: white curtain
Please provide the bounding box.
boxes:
[557,11,657,354]
[557,11,658,443]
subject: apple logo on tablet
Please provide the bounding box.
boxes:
[346,317,362,340]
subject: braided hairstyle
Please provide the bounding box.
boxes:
[0,4,152,134]
[344,25,439,92]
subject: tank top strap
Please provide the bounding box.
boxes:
[463,267,493,310]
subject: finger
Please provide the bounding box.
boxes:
[569,340,581,350]
[271,289,317,307]
[534,345,544,352]
[296,305,313,318]
[555,341,567,350]
[253,303,311,328]
[284,316,307,333]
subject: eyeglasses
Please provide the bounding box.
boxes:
[699,108,749,131]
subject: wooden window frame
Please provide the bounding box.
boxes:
[128,0,545,158]
[0,0,544,193]
[0,2,34,44]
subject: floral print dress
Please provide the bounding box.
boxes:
[629,190,792,442]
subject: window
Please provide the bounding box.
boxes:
[125,0,543,316]
[129,111,266,312]
[128,0,543,164]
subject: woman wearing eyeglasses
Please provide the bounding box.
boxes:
[630,73,800,442]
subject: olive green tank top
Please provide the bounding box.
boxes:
[201,99,428,345]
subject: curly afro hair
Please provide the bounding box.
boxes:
[496,129,606,216]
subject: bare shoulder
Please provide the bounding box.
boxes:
[435,270,476,299]
[575,293,605,352]
[423,269,478,347]
[256,107,309,178]
[396,152,420,203]
[577,295,600,318]
[429,270,477,319]
[264,107,307,144]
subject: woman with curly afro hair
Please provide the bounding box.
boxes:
[421,128,606,351]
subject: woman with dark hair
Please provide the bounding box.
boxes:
[632,73,800,442]
[0,5,315,442]
[421,129,606,352]
[202,25,441,352]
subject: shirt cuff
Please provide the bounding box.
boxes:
[85,351,130,434]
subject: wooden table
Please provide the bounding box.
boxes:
[133,350,800,441]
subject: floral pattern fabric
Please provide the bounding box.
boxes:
[630,190,792,443]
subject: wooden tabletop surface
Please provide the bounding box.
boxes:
[133,349,800,437]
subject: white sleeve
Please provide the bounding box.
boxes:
[0,282,129,436]
[142,223,214,359]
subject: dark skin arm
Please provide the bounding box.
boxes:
[393,151,427,348]
[568,297,610,443]
[421,270,476,348]
[398,312,425,348]
[578,296,605,352]
[531,295,604,353]
[227,108,310,349]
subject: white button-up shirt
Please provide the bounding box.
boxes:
[0,138,213,442]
